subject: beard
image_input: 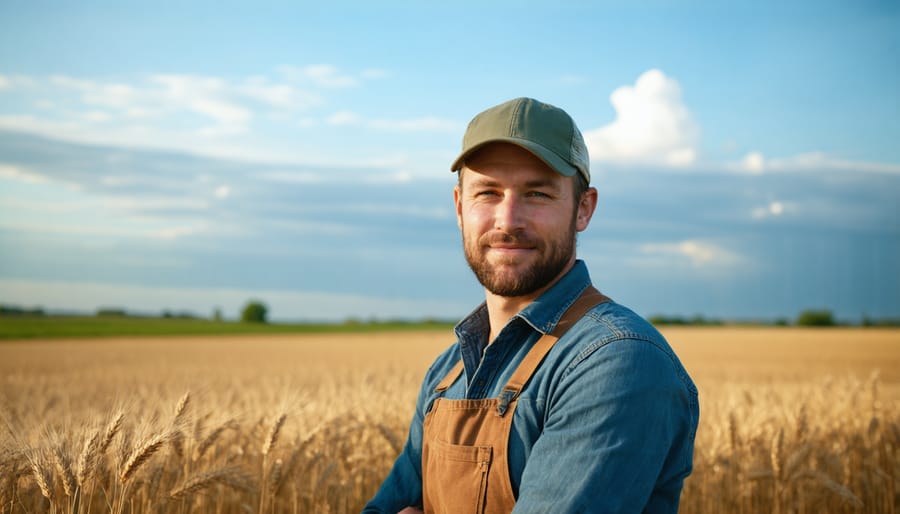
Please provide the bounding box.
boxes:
[462,218,577,298]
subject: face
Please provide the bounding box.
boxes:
[455,143,596,298]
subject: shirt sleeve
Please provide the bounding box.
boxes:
[512,337,698,514]
[362,365,433,513]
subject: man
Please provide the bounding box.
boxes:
[364,98,698,513]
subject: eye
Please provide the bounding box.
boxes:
[527,191,552,199]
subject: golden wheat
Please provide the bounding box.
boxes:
[0,328,897,513]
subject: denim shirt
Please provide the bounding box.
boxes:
[364,260,699,513]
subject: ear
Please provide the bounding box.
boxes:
[454,185,463,230]
[575,187,598,232]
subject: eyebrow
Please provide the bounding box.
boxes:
[466,177,560,190]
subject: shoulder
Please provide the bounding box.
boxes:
[555,301,696,394]
[420,340,463,390]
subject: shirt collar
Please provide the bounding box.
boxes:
[454,259,592,341]
[516,259,592,335]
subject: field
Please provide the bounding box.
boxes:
[1,327,898,513]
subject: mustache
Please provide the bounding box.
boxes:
[479,231,540,248]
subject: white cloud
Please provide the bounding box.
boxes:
[280,64,359,88]
[238,75,323,110]
[730,151,900,174]
[0,75,10,90]
[325,110,459,132]
[214,185,231,199]
[639,239,739,268]
[369,116,459,132]
[259,170,326,184]
[738,151,766,174]
[26,72,326,138]
[584,69,699,167]
[151,74,253,126]
[751,200,789,220]
[326,110,361,126]
[154,223,206,240]
[0,163,49,184]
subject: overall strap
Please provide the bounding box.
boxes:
[434,286,611,396]
[496,286,611,416]
[434,360,464,393]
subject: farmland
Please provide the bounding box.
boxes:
[1,327,898,513]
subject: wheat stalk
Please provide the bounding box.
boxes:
[169,466,241,499]
[194,418,235,461]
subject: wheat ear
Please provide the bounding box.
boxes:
[262,413,287,457]
[120,433,167,484]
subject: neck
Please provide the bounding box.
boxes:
[484,259,576,343]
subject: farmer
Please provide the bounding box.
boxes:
[364,97,699,513]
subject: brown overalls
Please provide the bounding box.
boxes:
[421,287,611,514]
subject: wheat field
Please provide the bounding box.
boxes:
[1,327,897,513]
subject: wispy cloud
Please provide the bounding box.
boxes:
[0,163,48,184]
[325,109,459,132]
[278,64,381,88]
[585,69,699,167]
[729,151,900,174]
[638,239,741,268]
[751,200,790,220]
[0,68,377,160]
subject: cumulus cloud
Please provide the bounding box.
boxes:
[584,69,699,167]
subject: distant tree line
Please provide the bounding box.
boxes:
[0,305,46,316]
[1,303,898,327]
[649,309,900,327]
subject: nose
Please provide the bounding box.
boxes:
[494,193,526,233]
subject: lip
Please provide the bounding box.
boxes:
[487,245,535,257]
[489,243,535,250]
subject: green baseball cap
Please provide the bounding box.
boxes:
[450,97,590,183]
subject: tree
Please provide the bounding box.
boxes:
[796,309,835,327]
[241,300,268,323]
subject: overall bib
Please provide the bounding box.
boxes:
[421,287,611,514]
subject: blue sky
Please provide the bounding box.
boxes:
[1,1,898,322]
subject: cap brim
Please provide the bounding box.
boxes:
[450,137,579,178]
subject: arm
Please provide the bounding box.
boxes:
[362,396,426,513]
[512,337,698,514]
